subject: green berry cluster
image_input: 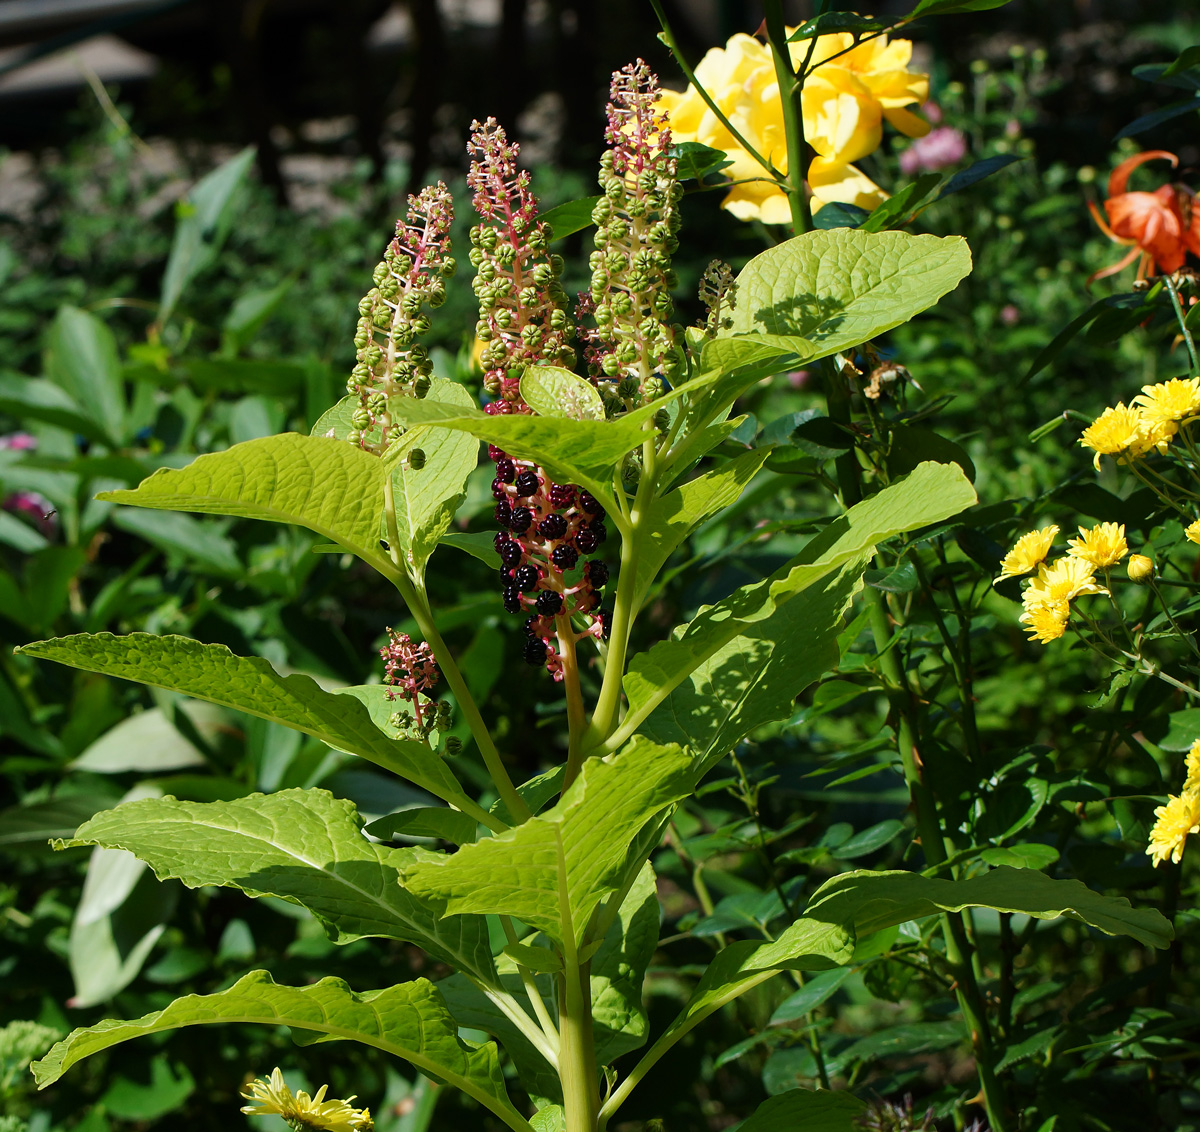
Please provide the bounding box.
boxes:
[347,182,456,453]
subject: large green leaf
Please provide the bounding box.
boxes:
[684,230,971,443]
[617,463,976,746]
[804,867,1173,950]
[0,372,109,444]
[56,788,495,975]
[384,379,479,579]
[600,916,853,1123]
[738,1089,865,1132]
[640,559,864,773]
[17,634,476,812]
[159,146,257,324]
[392,397,651,518]
[95,433,390,570]
[32,970,530,1131]
[404,739,692,948]
[906,0,1013,15]
[631,447,771,615]
[44,306,127,447]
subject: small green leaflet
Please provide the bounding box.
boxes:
[403,739,693,948]
[520,366,605,421]
[32,971,531,1132]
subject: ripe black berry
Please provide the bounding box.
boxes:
[552,544,579,571]
[515,470,540,497]
[536,590,564,616]
[523,616,540,637]
[509,506,533,533]
[495,458,517,483]
[575,527,599,554]
[488,445,507,462]
[599,610,612,640]
[500,540,522,568]
[578,490,603,516]
[502,585,522,613]
[494,501,512,528]
[549,484,575,508]
[538,513,568,540]
[515,564,540,592]
[491,477,509,501]
[589,520,607,545]
[587,560,610,587]
[523,637,548,666]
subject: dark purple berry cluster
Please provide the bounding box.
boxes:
[490,445,610,678]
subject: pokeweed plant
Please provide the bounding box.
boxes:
[17,38,1173,1132]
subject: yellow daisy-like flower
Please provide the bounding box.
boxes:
[1023,556,1108,609]
[1185,519,1200,545]
[242,1069,373,1132]
[1132,376,1200,427]
[1147,788,1200,867]
[1078,403,1143,469]
[1066,522,1128,568]
[1019,599,1069,643]
[997,525,1059,580]
[1129,411,1177,457]
[1186,739,1200,790]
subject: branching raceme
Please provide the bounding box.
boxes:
[16,11,1175,1132]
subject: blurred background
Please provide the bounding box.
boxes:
[3,2,1200,1131]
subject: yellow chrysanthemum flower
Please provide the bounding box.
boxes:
[1023,556,1108,609]
[1185,519,1200,545]
[242,1069,373,1132]
[1147,788,1200,867]
[1066,522,1128,568]
[1079,403,1142,469]
[997,525,1058,580]
[1132,376,1200,427]
[1129,411,1177,457]
[655,28,927,222]
[1019,599,1069,643]
[1186,739,1200,790]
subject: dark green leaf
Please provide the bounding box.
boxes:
[859,174,943,233]
[737,1089,865,1131]
[789,13,886,39]
[671,142,734,181]
[365,807,479,845]
[540,196,602,242]
[906,0,1014,15]
[936,155,1023,200]
[887,423,975,482]
[831,819,907,859]
[1115,96,1200,141]
[769,968,854,1026]
[812,203,870,230]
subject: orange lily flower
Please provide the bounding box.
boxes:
[1087,150,1200,284]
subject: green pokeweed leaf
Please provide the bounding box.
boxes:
[738,1089,865,1132]
[384,379,479,580]
[520,366,605,421]
[95,433,392,572]
[905,0,1013,15]
[619,462,976,745]
[17,634,478,813]
[631,447,771,615]
[365,807,479,846]
[858,173,943,233]
[788,12,887,39]
[32,971,529,1131]
[404,739,692,948]
[0,372,110,445]
[159,146,257,325]
[804,867,1173,949]
[55,788,495,975]
[590,864,661,1064]
[390,397,654,518]
[639,559,865,774]
[44,306,127,447]
[715,229,970,363]
[540,196,602,242]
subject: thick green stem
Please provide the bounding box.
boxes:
[763,0,812,234]
[559,614,589,791]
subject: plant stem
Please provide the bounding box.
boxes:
[585,428,658,747]
[763,0,812,233]
[558,613,588,790]
[1164,273,1199,373]
[500,916,562,1052]
[558,929,598,1131]
[383,478,530,823]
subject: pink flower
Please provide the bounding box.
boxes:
[899,126,967,175]
[1000,304,1020,326]
[3,490,57,536]
[0,432,37,451]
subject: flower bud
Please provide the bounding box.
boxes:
[1128,554,1155,582]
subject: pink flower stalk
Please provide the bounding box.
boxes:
[468,117,609,676]
[380,628,441,735]
[467,118,574,411]
[899,126,967,175]
[586,60,683,407]
[348,183,456,455]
